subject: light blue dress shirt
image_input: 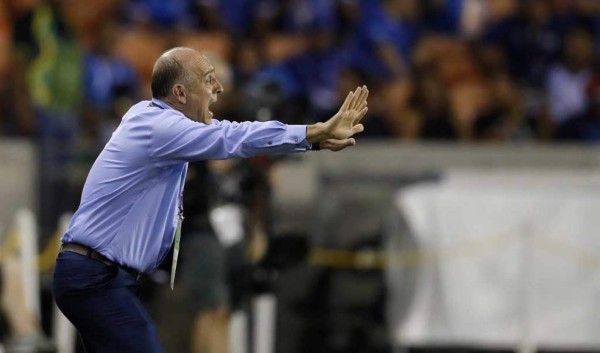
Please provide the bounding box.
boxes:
[62,98,310,273]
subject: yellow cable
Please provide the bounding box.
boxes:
[309,232,600,270]
[37,230,63,272]
[0,229,21,262]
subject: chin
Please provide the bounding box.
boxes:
[202,110,214,124]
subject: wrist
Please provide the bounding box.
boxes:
[306,122,330,144]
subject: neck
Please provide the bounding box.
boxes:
[159,97,195,121]
[157,97,184,113]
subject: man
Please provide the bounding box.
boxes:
[52,47,368,353]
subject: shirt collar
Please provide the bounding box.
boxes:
[150,98,174,110]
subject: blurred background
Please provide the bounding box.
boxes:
[1,0,600,352]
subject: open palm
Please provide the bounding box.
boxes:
[316,85,369,151]
[305,85,369,151]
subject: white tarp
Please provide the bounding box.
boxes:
[388,169,600,350]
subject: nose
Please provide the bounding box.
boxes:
[214,79,223,94]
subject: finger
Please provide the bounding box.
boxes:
[325,139,353,148]
[351,85,368,111]
[354,85,368,110]
[352,123,364,135]
[354,107,369,125]
[356,96,368,112]
[339,91,353,113]
[348,86,362,110]
[322,138,355,151]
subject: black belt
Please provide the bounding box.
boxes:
[60,243,142,280]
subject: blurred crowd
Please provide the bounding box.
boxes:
[0,0,599,145]
[0,1,598,351]
[0,0,598,238]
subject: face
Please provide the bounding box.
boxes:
[185,55,224,124]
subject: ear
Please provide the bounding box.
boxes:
[172,84,187,104]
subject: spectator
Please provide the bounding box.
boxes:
[126,0,198,29]
[0,0,25,137]
[180,160,255,353]
[279,0,338,34]
[556,75,600,142]
[421,0,463,34]
[574,0,600,49]
[376,76,421,140]
[414,72,458,140]
[196,0,277,37]
[287,28,354,123]
[350,0,422,78]
[82,21,140,146]
[412,35,488,141]
[541,26,595,139]
[12,0,83,237]
[335,0,361,42]
[484,0,565,89]
[332,68,394,139]
[471,44,528,141]
[232,38,264,86]
[240,47,307,125]
[111,19,168,98]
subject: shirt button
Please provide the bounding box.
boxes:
[268,141,272,145]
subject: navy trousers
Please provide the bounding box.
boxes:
[53,251,165,353]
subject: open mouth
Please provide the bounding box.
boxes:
[207,96,217,118]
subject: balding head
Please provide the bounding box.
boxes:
[150,47,223,124]
[151,47,213,99]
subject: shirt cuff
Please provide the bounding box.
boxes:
[287,125,311,150]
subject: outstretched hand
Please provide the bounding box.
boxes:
[306,85,369,151]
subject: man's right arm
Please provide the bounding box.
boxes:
[149,114,310,164]
[149,86,369,163]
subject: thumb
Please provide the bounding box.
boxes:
[321,138,356,152]
[352,124,364,134]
